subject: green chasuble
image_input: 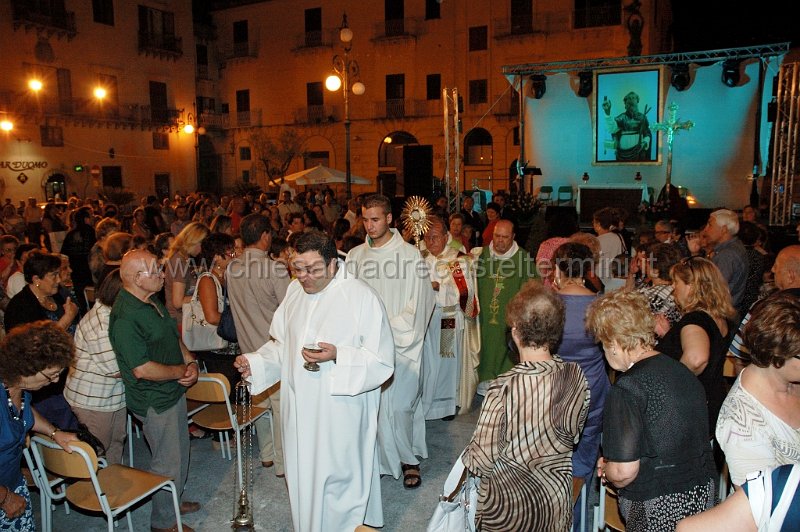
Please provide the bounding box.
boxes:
[476,246,536,382]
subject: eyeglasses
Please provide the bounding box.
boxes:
[38,369,64,383]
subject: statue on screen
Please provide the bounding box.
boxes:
[602,91,652,161]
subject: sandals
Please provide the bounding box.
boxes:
[402,463,422,489]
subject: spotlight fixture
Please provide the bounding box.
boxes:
[670,63,691,91]
[721,60,741,87]
[530,74,547,99]
[577,71,593,98]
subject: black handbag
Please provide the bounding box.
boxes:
[217,298,238,343]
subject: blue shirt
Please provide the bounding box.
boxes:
[0,384,33,489]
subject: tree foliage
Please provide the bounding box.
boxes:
[249,128,307,186]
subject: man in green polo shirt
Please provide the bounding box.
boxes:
[109,249,200,532]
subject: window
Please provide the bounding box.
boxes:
[510,0,533,34]
[425,0,440,20]
[97,74,119,117]
[239,147,251,160]
[233,20,249,56]
[469,26,487,51]
[469,79,487,104]
[149,81,168,123]
[386,74,405,118]
[305,7,322,47]
[196,44,208,78]
[513,126,520,146]
[426,74,441,101]
[574,0,621,29]
[92,0,114,25]
[236,89,250,126]
[384,0,404,36]
[138,5,179,53]
[102,166,122,188]
[40,126,63,147]
[306,81,324,122]
[304,151,330,168]
[152,132,169,150]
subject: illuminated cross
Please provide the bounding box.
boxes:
[651,102,694,203]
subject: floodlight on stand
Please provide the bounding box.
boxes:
[530,74,547,99]
[721,60,741,87]
[670,63,691,91]
[577,71,593,97]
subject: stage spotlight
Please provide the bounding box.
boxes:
[721,60,741,87]
[530,74,547,99]
[670,63,691,91]
[577,71,593,97]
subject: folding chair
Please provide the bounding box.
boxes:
[594,481,625,531]
[186,373,271,488]
[538,185,553,204]
[30,436,182,532]
[83,286,96,310]
[558,185,574,205]
[22,443,69,532]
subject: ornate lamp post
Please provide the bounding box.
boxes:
[325,13,365,199]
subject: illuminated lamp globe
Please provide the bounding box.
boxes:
[0,120,13,132]
[352,81,365,95]
[28,79,43,92]
[183,124,195,134]
[197,126,206,135]
[339,27,353,43]
[325,75,342,92]
[93,87,107,100]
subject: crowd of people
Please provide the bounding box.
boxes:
[0,186,799,531]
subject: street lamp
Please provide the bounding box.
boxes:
[326,13,365,199]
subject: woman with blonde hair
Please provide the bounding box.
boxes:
[656,256,737,435]
[587,290,717,531]
[164,221,210,321]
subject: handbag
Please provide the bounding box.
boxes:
[182,272,227,352]
[216,291,238,343]
[427,451,478,532]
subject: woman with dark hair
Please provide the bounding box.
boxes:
[737,220,767,316]
[41,203,67,252]
[0,321,78,529]
[303,209,325,232]
[551,242,610,521]
[210,214,233,236]
[462,280,589,531]
[587,290,717,531]
[64,269,127,465]
[194,232,239,390]
[715,292,800,488]
[131,207,152,241]
[481,202,501,248]
[60,206,97,312]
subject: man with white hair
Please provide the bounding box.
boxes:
[702,208,748,311]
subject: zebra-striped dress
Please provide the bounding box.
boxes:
[463,358,590,531]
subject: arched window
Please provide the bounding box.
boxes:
[464,128,493,166]
[378,131,418,168]
[45,174,67,201]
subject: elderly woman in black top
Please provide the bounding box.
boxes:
[587,290,717,532]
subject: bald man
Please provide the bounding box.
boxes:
[473,219,537,393]
[109,250,200,532]
[727,244,800,374]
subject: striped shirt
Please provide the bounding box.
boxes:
[64,302,126,411]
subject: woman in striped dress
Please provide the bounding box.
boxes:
[462,281,590,531]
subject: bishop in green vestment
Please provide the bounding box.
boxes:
[474,220,537,383]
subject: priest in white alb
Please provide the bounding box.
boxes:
[345,194,435,489]
[420,217,480,420]
[235,231,394,532]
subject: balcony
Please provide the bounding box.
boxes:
[294,105,339,125]
[374,99,437,120]
[292,30,333,52]
[235,109,262,128]
[194,20,217,42]
[138,32,183,60]
[198,111,229,130]
[493,13,570,39]
[491,94,519,120]
[222,41,259,63]
[11,0,76,39]
[372,17,424,42]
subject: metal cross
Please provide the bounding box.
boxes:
[651,102,694,200]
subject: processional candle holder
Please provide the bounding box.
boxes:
[231,380,255,531]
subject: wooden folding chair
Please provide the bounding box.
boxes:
[22,442,69,532]
[30,436,182,532]
[186,373,271,488]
